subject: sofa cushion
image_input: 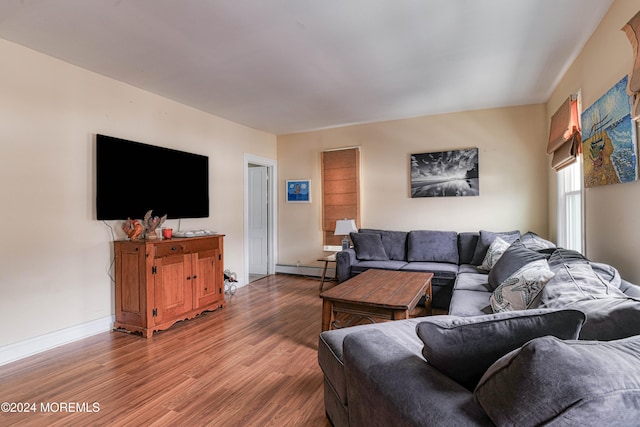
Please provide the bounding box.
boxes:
[415,309,586,390]
[358,229,409,261]
[490,259,555,312]
[342,328,494,427]
[470,230,520,265]
[318,318,424,406]
[400,261,458,278]
[351,260,407,274]
[542,257,628,308]
[448,289,493,317]
[407,230,459,263]
[540,249,640,341]
[457,264,481,274]
[454,272,492,292]
[487,239,548,290]
[519,231,556,250]
[350,232,389,261]
[570,298,640,341]
[621,279,640,298]
[478,237,509,271]
[475,335,640,427]
[458,232,480,265]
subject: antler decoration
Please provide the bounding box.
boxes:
[143,210,167,239]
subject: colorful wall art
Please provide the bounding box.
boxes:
[582,75,638,187]
[410,148,479,198]
[286,179,311,203]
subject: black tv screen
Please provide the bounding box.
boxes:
[96,134,209,220]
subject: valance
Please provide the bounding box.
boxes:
[547,96,581,171]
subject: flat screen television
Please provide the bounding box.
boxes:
[96,134,209,220]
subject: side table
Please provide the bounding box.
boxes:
[318,254,337,291]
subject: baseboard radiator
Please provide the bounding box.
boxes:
[275,264,335,278]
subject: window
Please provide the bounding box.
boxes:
[321,147,360,248]
[557,156,583,253]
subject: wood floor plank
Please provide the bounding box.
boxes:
[0,274,332,426]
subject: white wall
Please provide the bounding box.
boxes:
[0,39,276,348]
[547,0,640,283]
[277,104,549,267]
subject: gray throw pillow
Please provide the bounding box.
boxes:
[359,229,409,261]
[350,232,389,261]
[470,230,520,265]
[488,239,548,289]
[379,230,408,261]
[415,309,586,390]
[519,231,556,250]
[475,335,640,427]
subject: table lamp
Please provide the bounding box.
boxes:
[334,219,358,250]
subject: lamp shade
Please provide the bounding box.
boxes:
[334,219,357,236]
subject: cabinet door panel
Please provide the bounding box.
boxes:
[116,248,145,326]
[154,254,193,323]
[193,249,223,308]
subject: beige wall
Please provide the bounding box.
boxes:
[547,0,640,283]
[277,104,549,267]
[0,39,276,347]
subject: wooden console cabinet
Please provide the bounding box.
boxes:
[114,234,225,338]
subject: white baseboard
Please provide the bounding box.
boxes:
[0,267,331,367]
[0,315,115,366]
[275,264,335,278]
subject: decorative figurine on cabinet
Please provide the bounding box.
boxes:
[143,210,167,240]
[122,218,143,240]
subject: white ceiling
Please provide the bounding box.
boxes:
[0,0,613,135]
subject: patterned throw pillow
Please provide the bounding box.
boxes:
[479,237,510,271]
[470,230,521,265]
[490,259,555,312]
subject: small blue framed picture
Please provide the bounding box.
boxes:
[286,179,311,203]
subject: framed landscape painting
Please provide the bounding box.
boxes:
[410,148,479,198]
[581,75,638,187]
[286,179,311,203]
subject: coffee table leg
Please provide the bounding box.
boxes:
[322,299,334,331]
[319,261,329,291]
[393,309,410,321]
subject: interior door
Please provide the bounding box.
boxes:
[248,165,268,275]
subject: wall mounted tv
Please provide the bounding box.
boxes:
[96,134,209,220]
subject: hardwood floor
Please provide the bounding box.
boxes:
[0,274,333,427]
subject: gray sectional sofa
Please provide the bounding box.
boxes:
[321,230,640,426]
[336,228,520,309]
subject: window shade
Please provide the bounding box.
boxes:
[622,10,640,120]
[547,96,581,172]
[321,148,360,246]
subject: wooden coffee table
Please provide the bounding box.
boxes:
[320,269,433,331]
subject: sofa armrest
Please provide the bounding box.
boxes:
[343,329,492,427]
[336,249,356,283]
[620,279,640,298]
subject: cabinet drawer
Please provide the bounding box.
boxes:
[155,243,186,257]
[189,239,216,253]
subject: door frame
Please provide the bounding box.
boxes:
[243,153,277,284]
